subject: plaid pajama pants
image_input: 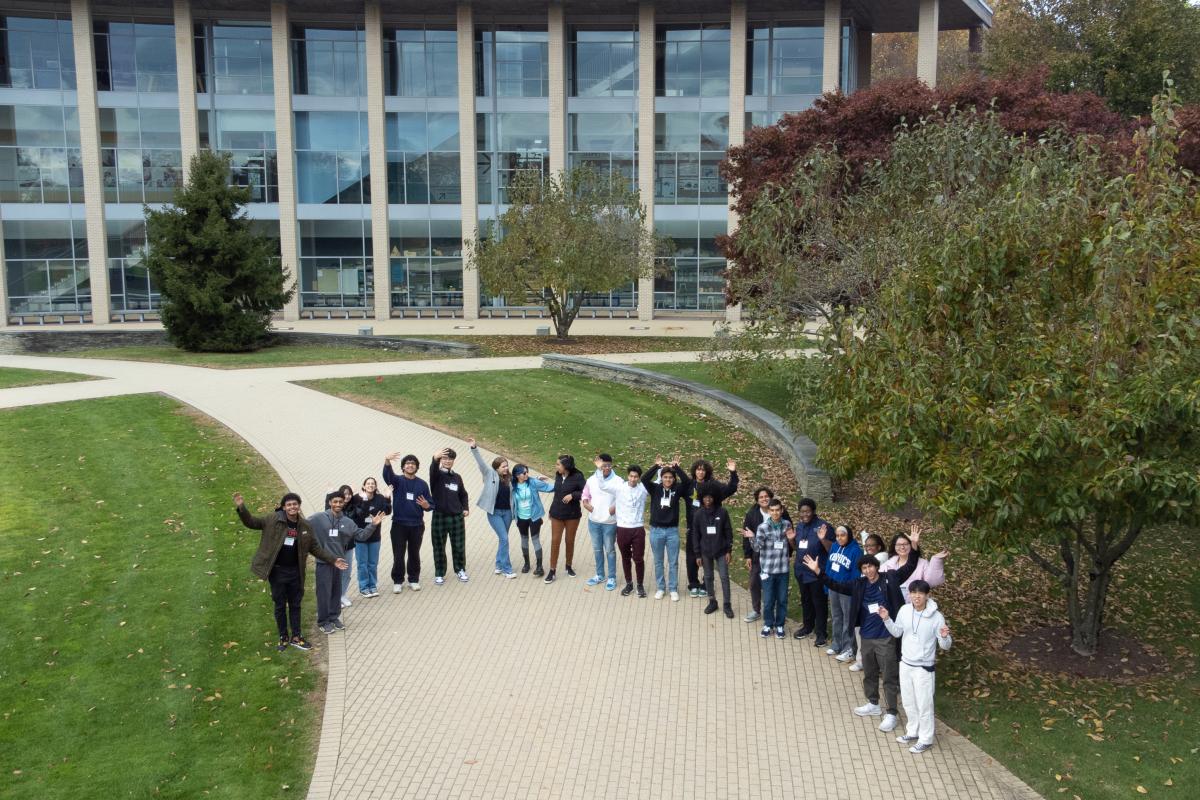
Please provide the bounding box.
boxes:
[431,511,467,576]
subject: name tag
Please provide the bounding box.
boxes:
[760,571,769,581]
[797,540,807,549]
[329,529,339,537]
[692,499,700,507]
[660,497,670,507]
[868,603,880,614]
[705,526,717,535]
[773,541,785,550]
[446,483,458,492]
[283,536,295,547]
[830,562,841,572]
[405,492,414,500]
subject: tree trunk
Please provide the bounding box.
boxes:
[1068,558,1114,656]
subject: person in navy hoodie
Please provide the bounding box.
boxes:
[825,524,863,661]
[792,498,835,645]
[383,452,433,593]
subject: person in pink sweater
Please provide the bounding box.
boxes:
[881,523,949,603]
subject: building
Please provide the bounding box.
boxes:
[0,0,992,326]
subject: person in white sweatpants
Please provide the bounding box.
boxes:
[879,578,952,754]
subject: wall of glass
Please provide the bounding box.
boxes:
[475,27,548,97]
[93,20,177,93]
[386,112,460,204]
[198,110,277,202]
[569,28,636,97]
[106,219,158,311]
[748,23,821,97]
[0,15,76,89]
[654,111,728,204]
[290,25,365,96]
[294,111,369,205]
[194,21,273,95]
[298,218,372,309]
[384,27,457,97]
[476,112,548,205]
[98,107,182,204]
[655,24,729,97]
[0,105,83,203]
[568,112,636,185]
[3,219,90,314]
[654,218,726,310]
[388,219,462,308]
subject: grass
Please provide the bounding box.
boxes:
[418,334,714,357]
[56,343,434,369]
[0,367,97,389]
[638,360,791,416]
[0,395,322,799]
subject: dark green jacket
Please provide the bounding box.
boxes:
[237,504,338,587]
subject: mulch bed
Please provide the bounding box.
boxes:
[1003,625,1167,681]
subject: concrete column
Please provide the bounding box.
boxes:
[174,0,200,180]
[724,1,746,324]
[457,3,479,320]
[71,0,110,324]
[270,1,300,320]
[917,0,940,87]
[0,218,8,320]
[856,28,872,90]
[636,3,655,322]
[365,0,390,320]
[821,0,841,94]
[548,3,567,177]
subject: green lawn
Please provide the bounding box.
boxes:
[638,360,791,416]
[0,395,321,799]
[57,343,435,369]
[0,367,97,389]
[421,334,714,357]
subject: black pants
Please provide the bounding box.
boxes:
[797,576,828,641]
[390,521,425,584]
[748,552,762,613]
[268,564,302,639]
[516,518,543,558]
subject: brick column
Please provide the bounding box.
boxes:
[548,3,567,177]
[457,3,479,320]
[365,0,390,320]
[174,0,200,181]
[917,0,939,87]
[856,28,872,90]
[821,0,841,94]
[71,0,110,323]
[0,218,8,321]
[636,3,655,322]
[724,1,746,324]
[270,1,300,320]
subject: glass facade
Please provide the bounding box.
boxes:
[298,219,372,310]
[0,105,83,203]
[656,24,729,97]
[198,110,278,202]
[749,23,822,97]
[476,27,548,97]
[384,27,457,97]
[294,111,369,205]
[477,112,549,205]
[94,20,177,93]
[386,112,460,204]
[194,21,273,95]
[570,29,636,97]
[291,26,365,96]
[654,219,726,311]
[106,219,158,311]
[99,107,182,204]
[654,112,728,204]
[0,15,76,89]
[3,220,90,314]
[388,219,463,308]
[568,113,636,185]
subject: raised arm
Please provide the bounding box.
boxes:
[467,439,492,479]
[641,464,661,492]
[233,493,265,529]
[721,461,739,499]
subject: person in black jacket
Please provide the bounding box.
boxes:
[683,458,738,598]
[690,487,735,619]
[429,447,470,585]
[802,548,921,734]
[741,487,791,623]
[642,458,688,600]
[349,477,392,598]
[545,454,585,584]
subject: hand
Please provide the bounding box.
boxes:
[435,447,449,460]
[671,456,680,467]
[415,496,431,510]
[878,606,890,621]
[741,528,754,539]
[939,625,951,638]
[695,558,702,567]
[582,500,593,512]
[934,549,949,560]
[386,451,401,462]
[232,492,244,507]
[801,554,820,574]
[909,522,921,547]
[462,510,470,518]
[745,558,752,570]
[466,437,477,449]
[819,523,829,538]
[563,493,573,504]
[334,558,349,570]
[593,456,604,468]
[608,506,616,516]
[726,459,737,472]
[724,553,730,564]
[371,512,386,525]
[655,455,664,467]
[785,527,796,540]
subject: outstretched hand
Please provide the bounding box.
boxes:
[909,522,922,547]
[386,451,401,462]
[801,554,820,574]
[370,511,386,525]
[934,548,949,560]
[741,528,754,539]
[334,558,349,571]
[466,437,477,449]
[878,606,890,621]
[726,459,737,472]
[416,495,431,510]
[232,492,244,507]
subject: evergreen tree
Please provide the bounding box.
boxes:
[144,151,292,351]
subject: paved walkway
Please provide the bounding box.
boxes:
[0,353,1041,800]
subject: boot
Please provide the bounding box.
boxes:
[521,547,531,574]
[533,550,544,577]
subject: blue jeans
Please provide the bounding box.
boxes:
[341,546,354,594]
[355,540,380,592]
[763,572,790,628]
[648,526,680,592]
[588,520,618,579]
[487,510,514,573]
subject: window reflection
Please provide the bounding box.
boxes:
[654,219,726,311]
[3,219,90,314]
[94,20,177,93]
[385,27,457,97]
[0,15,76,89]
[299,219,373,309]
[656,25,729,97]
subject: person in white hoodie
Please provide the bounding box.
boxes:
[879,579,952,754]
[582,454,623,591]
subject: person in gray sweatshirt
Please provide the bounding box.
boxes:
[880,579,953,754]
[308,494,384,634]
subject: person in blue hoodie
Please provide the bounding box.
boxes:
[383,452,433,593]
[510,463,555,575]
[792,498,835,645]
[825,523,863,661]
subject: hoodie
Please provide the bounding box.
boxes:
[882,552,946,602]
[306,510,377,559]
[883,598,953,668]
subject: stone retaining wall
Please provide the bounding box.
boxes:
[541,354,832,504]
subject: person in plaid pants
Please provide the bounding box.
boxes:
[429,447,470,583]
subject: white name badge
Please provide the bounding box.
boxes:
[706,526,717,535]
[830,563,841,572]
[329,529,339,537]
[446,483,458,492]
[405,493,414,500]
[660,497,670,507]
[760,572,769,581]
[797,540,808,549]
[692,499,700,507]
[773,541,785,550]
[283,537,295,547]
[868,603,880,614]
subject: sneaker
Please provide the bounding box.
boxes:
[813,639,828,648]
[494,568,502,575]
[744,610,762,623]
[605,577,617,591]
[775,627,785,639]
[521,563,531,574]
[879,714,898,732]
[434,576,445,586]
[835,650,854,662]
[320,623,335,635]
[565,566,577,577]
[369,589,379,598]
[620,582,634,596]
[909,743,933,755]
[688,588,699,598]
[654,590,665,600]
[544,569,556,584]
[277,636,289,652]
[793,629,811,640]
[331,619,345,631]
[825,647,837,656]
[853,703,882,717]
[290,636,312,651]
[723,605,734,619]
[457,570,469,583]
[760,626,771,638]
[849,662,864,672]
[586,575,604,586]
[670,591,680,602]
[703,599,719,615]
[697,588,708,598]
[637,585,647,598]
[896,735,919,745]
[504,572,517,579]
[340,596,352,608]
[393,583,403,594]
[409,582,421,591]
[533,566,544,577]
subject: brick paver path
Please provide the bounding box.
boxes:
[0,353,1041,800]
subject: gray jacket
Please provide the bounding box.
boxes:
[470,446,504,515]
[306,510,376,558]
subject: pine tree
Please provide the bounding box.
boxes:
[144,151,292,351]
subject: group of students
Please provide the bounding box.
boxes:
[233,442,954,753]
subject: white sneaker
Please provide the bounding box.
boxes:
[457,570,469,582]
[393,583,403,594]
[494,568,501,575]
[654,590,665,600]
[835,650,854,662]
[879,714,898,732]
[849,663,864,672]
[670,591,679,602]
[409,582,421,591]
[504,572,517,579]
[853,703,882,717]
[825,647,837,656]
[896,734,919,744]
[434,576,445,586]
[909,743,933,754]
[340,596,352,608]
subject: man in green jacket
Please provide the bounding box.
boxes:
[234,491,347,651]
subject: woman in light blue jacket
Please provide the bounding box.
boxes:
[511,464,555,576]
